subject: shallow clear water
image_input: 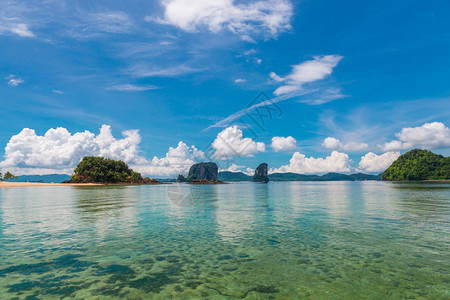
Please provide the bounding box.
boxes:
[0,182,449,299]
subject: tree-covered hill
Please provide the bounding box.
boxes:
[382,149,450,181]
[65,156,162,184]
[218,171,252,181]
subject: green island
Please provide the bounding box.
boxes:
[63,156,163,184]
[382,149,450,181]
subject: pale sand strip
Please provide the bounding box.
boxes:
[0,182,101,187]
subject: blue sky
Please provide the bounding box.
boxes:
[1,0,450,177]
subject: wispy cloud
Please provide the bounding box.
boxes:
[129,64,202,78]
[106,84,159,92]
[205,90,311,130]
[6,75,24,87]
[67,11,133,38]
[270,55,343,95]
[298,88,347,105]
[322,137,368,152]
[234,78,247,83]
[52,89,64,94]
[9,23,34,37]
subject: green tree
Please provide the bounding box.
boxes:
[0,172,18,181]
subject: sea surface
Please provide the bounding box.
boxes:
[0,181,449,299]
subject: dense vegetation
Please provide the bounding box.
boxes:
[67,156,158,184]
[382,149,450,181]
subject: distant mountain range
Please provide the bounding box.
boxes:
[7,171,381,183]
[219,171,381,182]
[8,174,71,183]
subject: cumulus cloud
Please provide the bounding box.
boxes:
[271,55,343,95]
[106,84,159,92]
[271,136,296,152]
[322,137,368,152]
[151,0,293,39]
[132,141,204,177]
[212,125,265,160]
[379,122,450,151]
[358,152,400,173]
[270,151,352,174]
[0,125,146,174]
[220,163,254,176]
[6,75,24,87]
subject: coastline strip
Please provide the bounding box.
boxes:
[0,182,102,187]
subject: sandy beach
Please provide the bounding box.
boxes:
[0,182,101,187]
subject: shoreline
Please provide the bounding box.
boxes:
[0,182,169,187]
[2,180,449,187]
[0,182,102,187]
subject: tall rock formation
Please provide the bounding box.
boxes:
[187,162,218,181]
[177,175,187,182]
[253,163,269,183]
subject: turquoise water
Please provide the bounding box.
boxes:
[0,182,449,299]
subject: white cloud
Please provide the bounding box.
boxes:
[358,152,400,173]
[6,75,24,87]
[10,23,34,37]
[271,136,296,152]
[129,64,201,78]
[379,122,450,151]
[298,87,346,105]
[132,141,205,177]
[151,0,293,39]
[220,163,254,176]
[322,137,368,152]
[52,89,64,94]
[0,125,146,174]
[67,11,133,38]
[271,55,343,95]
[212,125,265,160]
[244,49,256,56]
[270,151,352,174]
[86,12,132,34]
[106,84,159,92]
[234,78,246,83]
